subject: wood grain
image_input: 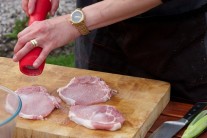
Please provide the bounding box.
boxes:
[0,57,170,138]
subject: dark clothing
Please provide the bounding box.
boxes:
[77,0,207,17]
[141,0,207,16]
[75,0,207,103]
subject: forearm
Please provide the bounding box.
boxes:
[82,0,162,30]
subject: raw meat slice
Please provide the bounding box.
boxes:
[6,86,61,120]
[69,105,125,131]
[57,76,117,105]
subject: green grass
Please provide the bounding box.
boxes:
[5,17,28,39]
[46,53,75,67]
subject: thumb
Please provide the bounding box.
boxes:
[28,0,37,15]
[50,0,60,16]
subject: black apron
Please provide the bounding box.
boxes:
[75,0,207,103]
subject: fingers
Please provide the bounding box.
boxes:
[28,0,37,15]
[22,0,29,16]
[14,36,29,54]
[17,23,33,38]
[13,37,51,68]
[14,21,41,54]
[14,28,34,54]
[33,48,50,68]
[13,16,73,68]
[50,0,60,16]
[13,41,50,68]
[22,0,59,16]
[13,20,49,61]
[22,0,37,16]
[13,39,39,62]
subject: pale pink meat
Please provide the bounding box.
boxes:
[57,76,117,105]
[69,105,125,131]
[6,86,61,120]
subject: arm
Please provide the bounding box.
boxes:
[82,0,162,30]
[13,0,162,68]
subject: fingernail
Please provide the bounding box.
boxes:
[29,9,32,15]
[13,55,17,62]
[33,62,38,68]
[51,11,55,16]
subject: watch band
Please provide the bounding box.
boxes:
[70,9,90,35]
[73,21,90,35]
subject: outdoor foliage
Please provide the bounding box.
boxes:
[46,53,75,67]
[5,17,28,39]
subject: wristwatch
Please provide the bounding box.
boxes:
[70,8,90,35]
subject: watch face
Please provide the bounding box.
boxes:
[71,10,83,23]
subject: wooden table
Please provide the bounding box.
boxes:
[145,101,207,138]
[1,57,206,138]
[0,57,170,138]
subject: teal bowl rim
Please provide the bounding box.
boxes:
[0,85,22,126]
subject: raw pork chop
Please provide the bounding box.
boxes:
[69,105,125,131]
[6,86,61,120]
[57,76,117,105]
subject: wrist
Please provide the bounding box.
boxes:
[69,9,90,35]
[64,15,81,39]
[49,15,81,44]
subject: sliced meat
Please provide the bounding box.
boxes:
[57,76,117,105]
[6,86,61,120]
[69,105,125,131]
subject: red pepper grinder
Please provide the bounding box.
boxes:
[19,0,51,76]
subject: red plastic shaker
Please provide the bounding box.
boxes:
[19,0,51,76]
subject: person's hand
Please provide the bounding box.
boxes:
[13,15,80,68]
[22,0,60,16]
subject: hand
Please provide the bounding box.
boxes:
[22,0,60,16]
[13,15,80,68]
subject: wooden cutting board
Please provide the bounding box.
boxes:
[0,57,170,138]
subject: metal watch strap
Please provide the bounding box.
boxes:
[74,21,90,35]
[70,8,90,35]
